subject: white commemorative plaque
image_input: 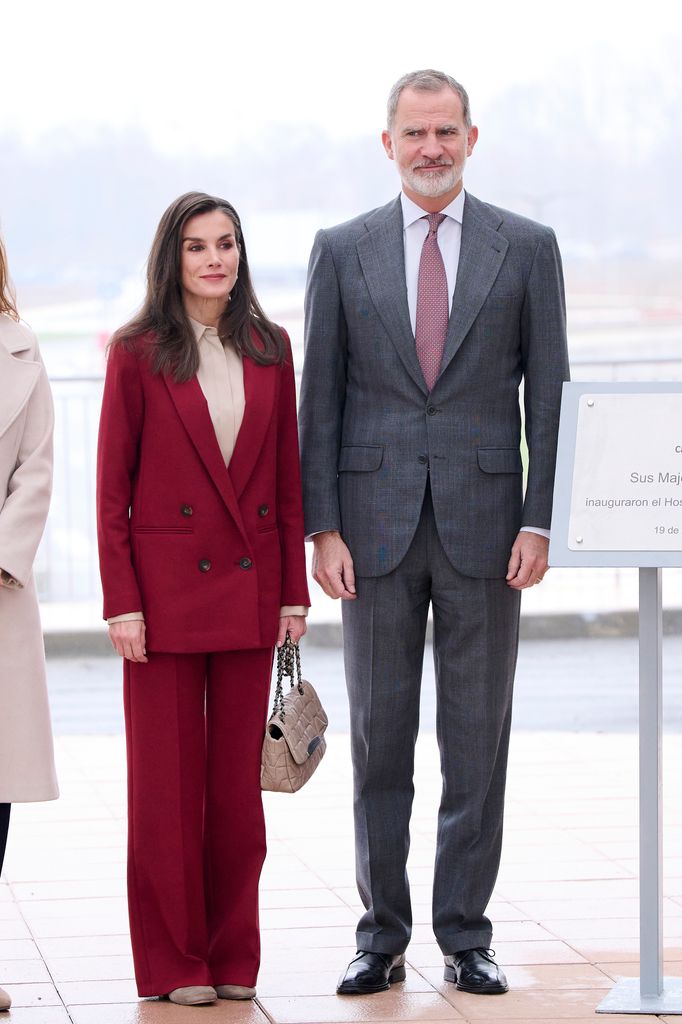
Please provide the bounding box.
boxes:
[570,393,682,551]
[551,382,682,1014]
[550,383,682,568]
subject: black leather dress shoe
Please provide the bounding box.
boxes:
[336,951,406,994]
[443,948,508,994]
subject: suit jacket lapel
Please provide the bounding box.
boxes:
[438,194,508,379]
[228,353,276,499]
[163,373,249,544]
[356,198,428,395]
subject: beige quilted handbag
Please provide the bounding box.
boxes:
[261,637,328,793]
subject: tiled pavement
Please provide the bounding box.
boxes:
[2,643,682,1022]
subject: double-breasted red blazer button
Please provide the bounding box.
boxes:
[258,504,269,517]
[198,559,211,572]
[239,557,253,570]
[181,504,193,517]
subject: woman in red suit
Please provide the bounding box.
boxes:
[97,192,310,1006]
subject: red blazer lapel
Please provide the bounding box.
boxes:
[164,373,249,544]
[228,349,277,499]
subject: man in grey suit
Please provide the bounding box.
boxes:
[299,70,569,997]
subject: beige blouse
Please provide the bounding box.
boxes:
[193,319,245,467]
[108,318,307,623]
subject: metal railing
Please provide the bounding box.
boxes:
[36,355,682,603]
[36,376,103,602]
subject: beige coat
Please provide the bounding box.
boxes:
[0,315,58,802]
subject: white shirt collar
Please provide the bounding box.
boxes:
[188,316,220,343]
[400,188,466,230]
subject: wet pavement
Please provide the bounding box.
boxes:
[2,635,681,1022]
[46,634,682,736]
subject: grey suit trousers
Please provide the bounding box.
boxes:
[342,485,521,955]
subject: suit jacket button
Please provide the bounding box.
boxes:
[181,504,193,516]
[239,557,253,570]
[198,559,211,572]
[427,405,437,416]
[258,504,269,517]
[417,454,428,465]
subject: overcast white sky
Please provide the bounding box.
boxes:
[3,0,680,154]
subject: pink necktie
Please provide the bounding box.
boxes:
[415,213,448,391]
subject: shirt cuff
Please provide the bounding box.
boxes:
[107,611,145,624]
[0,569,20,588]
[279,606,309,617]
[520,526,550,540]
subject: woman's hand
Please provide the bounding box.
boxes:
[277,614,307,647]
[108,620,148,663]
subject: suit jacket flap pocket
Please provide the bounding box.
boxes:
[477,448,523,474]
[338,445,384,472]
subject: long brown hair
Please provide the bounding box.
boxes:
[112,192,285,380]
[0,234,19,320]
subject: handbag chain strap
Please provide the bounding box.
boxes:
[272,634,304,721]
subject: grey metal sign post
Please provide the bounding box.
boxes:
[550,382,682,1014]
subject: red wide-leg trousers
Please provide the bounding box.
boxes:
[123,648,273,996]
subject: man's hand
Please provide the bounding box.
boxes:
[506,531,549,590]
[109,620,148,662]
[312,531,357,600]
[277,614,307,647]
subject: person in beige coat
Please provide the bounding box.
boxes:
[0,236,58,1012]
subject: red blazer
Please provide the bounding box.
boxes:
[96,330,310,653]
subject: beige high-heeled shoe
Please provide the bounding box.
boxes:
[167,986,217,1005]
[0,986,11,1011]
[215,984,256,999]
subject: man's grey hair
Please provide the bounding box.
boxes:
[387,70,472,131]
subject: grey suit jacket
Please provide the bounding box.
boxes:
[299,192,570,579]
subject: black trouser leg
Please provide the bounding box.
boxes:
[0,804,10,875]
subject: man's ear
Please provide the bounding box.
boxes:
[467,125,479,157]
[381,130,395,161]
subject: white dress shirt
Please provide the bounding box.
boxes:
[401,189,464,335]
[400,189,549,542]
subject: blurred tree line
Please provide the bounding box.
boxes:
[1,60,680,298]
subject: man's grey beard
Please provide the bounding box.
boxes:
[402,160,464,198]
